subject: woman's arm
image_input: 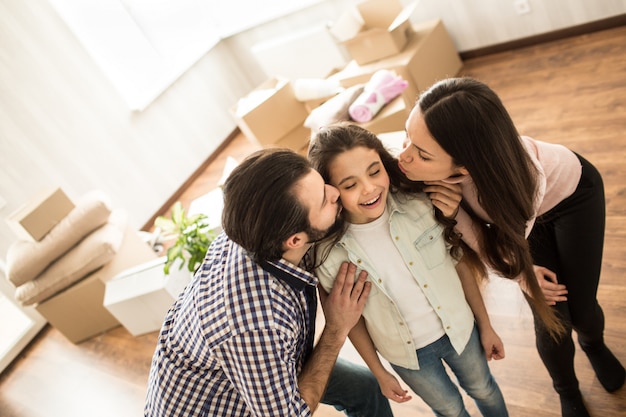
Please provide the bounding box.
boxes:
[455,259,505,360]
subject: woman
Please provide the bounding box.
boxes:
[398,77,624,417]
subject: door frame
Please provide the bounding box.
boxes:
[0,260,46,374]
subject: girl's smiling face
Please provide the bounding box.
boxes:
[328,146,389,225]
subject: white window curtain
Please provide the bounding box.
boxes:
[47,0,321,111]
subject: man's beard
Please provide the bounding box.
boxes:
[305,215,344,245]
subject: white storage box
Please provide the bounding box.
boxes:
[103,257,191,336]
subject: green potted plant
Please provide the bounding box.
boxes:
[154,202,217,275]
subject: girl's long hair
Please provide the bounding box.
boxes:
[417,77,565,338]
[307,123,485,280]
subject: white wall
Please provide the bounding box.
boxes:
[410,0,626,51]
[0,0,251,258]
[1,0,624,258]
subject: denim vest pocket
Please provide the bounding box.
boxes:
[413,223,445,269]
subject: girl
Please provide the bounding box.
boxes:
[308,124,508,417]
[398,77,624,417]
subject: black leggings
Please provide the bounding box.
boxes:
[527,153,606,396]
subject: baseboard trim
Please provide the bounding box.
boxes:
[141,128,241,231]
[460,14,626,60]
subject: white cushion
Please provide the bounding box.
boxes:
[304,84,364,132]
[14,210,128,306]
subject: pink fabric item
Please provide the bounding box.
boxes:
[348,70,408,123]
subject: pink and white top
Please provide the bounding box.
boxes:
[448,136,582,252]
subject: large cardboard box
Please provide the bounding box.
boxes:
[103,257,190,336]
[328,19,462,107]
[35,226,158,343]
[232,78,308,146]
[329,0,417,65]
[6,188,75,241]
[267,124,311,153]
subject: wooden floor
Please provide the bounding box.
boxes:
[1,25,625,417]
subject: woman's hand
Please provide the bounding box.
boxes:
[423,181,462,218]
[532,265,568,305]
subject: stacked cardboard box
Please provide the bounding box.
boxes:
[328,19,463,109]
[35,225,158,343]
[231,15,461,151]
[6,188,75,241]
[231,78,310,152]
[329,0,418,65]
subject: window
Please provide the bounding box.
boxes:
[48,0,322,111]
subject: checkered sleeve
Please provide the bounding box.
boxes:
[214,327,312,417]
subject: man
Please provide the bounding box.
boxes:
[145,149,393,416]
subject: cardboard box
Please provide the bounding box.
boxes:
[328,19,462,107]
[361,19,463,95]
[6,188,75,241]
[329,0,417,65]
[232,78,308,146]
[103,257,190,336]
[35,226,158,343]
[303,94,336,114]
[271,124,311,153]
[358,96,408,134]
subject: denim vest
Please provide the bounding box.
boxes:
[316,193,474,370]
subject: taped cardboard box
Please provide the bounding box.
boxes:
[264,124,311,153]
[7,188,75,241]
[35,226,157,343]
[330,0,417,65]
[232,78,308,146]
[329,19,462,105]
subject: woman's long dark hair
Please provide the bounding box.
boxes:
[417,77,565,338]
[307,123,484,279]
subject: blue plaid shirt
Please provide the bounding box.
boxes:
[144,231,317,416]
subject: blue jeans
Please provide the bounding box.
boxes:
[322,357,394,417]
[391,326,508,417]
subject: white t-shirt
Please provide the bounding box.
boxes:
[349,207,445,349]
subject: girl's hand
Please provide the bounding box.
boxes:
[376,370,412,403]
[423,181,462,218]
[479,326,505,361]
